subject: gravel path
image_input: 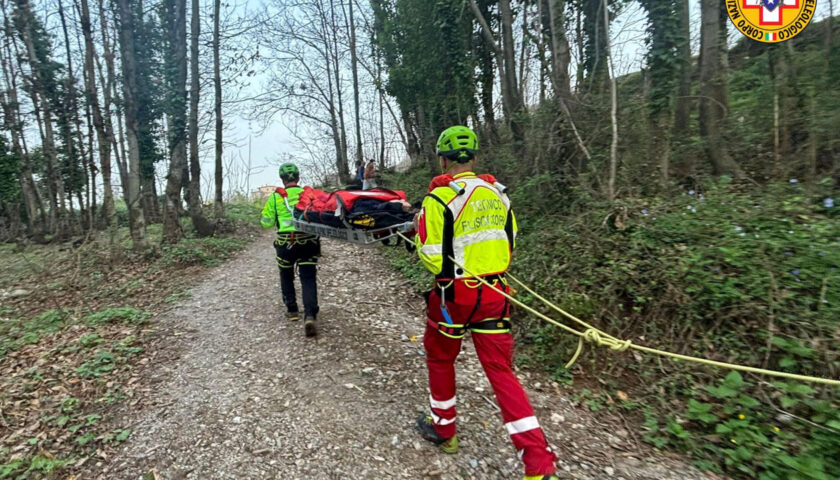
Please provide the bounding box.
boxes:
[94,232,724,480]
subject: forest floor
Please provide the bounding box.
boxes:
[68,231,727,480]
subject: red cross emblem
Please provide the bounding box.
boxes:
[742,0,800,26]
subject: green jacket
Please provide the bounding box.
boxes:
[261,186,304,234]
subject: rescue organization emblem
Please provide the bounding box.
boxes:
[726,0,817,43]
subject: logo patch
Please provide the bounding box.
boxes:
[726,0,817,43]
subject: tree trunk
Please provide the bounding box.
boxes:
[698,0,738,176]
[603,0,618,201]
[78,0,115,228]
[117,0,150,249]
[575,7,584,89]
[329,0,350,183]
[58,0,93,232]
[499,0,522,113]
[347,0,363,165]
[545,0,590,164]
[0,4,41,236]
[113,84,129,196]
[583,0,609,91]
[186,0,213,235]
[672,0,692,133]
[97,0,127,202]
[213,0,223,217]
[376,49,386,169]
[317,0,345,181]
[518,0,529,97]
[476,0,496,131]
[162,0,187,244]
[469,0,524,149]
[14,0,70,240]
[547,0,571,100]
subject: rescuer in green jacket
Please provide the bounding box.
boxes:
[261,163,320,337]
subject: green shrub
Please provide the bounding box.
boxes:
[224,201,262,224]
[519,179,839,478]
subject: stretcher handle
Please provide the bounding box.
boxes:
[448,181,466,195]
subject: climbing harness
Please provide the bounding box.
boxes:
[396,231,840,387]
[429,275,512,339]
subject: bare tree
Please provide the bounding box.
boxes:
[345,0,363,165]
[328,0,350,182]
[97,0,128,198]
[213,0,224,217]
[253,0,352,183]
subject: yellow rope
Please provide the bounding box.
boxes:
[394,232,840,386]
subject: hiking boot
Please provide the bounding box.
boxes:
[523,476,561,480]
[416,414,458,454]
[286,311,301,322]
[303,315,317,337]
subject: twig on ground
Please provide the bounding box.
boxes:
[481,394,501,413]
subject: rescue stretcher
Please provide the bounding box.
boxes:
[292,216,415,245]
[281,186,416,245]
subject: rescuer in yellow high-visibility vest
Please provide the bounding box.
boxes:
[260,163,320,337]
[413,126,559,480]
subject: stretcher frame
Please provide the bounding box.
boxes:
[290,189,415,245]
[292,217,415,245]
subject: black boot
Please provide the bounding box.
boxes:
[303,314,317,337]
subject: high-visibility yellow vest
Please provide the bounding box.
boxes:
[261,186,303,234]
[415,172,517,280]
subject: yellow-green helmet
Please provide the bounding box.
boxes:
[436,125,479,163]
[279,162,300,182]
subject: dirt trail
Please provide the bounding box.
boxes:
[93,232,723,480]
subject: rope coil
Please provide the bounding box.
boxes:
[395,232,840,387]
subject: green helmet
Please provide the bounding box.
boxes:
[278,162,300,182]
[436,125,479,162]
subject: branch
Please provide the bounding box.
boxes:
[468,0,502,56]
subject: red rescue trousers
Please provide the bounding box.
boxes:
[424,278,557,477]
